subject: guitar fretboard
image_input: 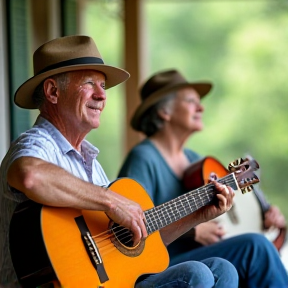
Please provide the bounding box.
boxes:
[144,173,238,235]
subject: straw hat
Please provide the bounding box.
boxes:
[131,69,212,131]
[14,35,130,109]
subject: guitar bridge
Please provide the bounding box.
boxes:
[75,216,109,284]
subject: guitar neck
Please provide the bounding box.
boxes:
[253,185,271,213]
[144,173,239,235]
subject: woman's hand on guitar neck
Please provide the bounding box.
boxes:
[264,206,286,230]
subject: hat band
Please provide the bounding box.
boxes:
[37,57,105,75]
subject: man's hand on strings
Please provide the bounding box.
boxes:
[105,190,147,246]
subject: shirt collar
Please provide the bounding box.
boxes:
[34,116,99,157]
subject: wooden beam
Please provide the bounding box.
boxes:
[30,0,61,50]
[124,0,146,154]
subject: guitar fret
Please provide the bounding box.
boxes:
[145,174,238,235]
[164,202,174,223]
[184,193,193,211]
[149,209,159,232]
[154,206,163,229]
[159,204,169,226]
[159,204,168,226]
[144,211,152,234]
[171,200,179,222]
[179,197,188,218]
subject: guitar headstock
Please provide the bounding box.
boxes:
[228,157,260,194]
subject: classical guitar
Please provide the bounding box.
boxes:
[9,157,259,288]
[183,155,287,251]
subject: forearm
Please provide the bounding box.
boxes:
[159,182,234,246]
[7,156,113,211]
[160,210,204,246]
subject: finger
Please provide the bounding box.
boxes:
[132,214,148,246]
[216,193,228,210]
[216,190,233,211]
[208,234,222,245]
[139,215,148,239]
[217,226,226,237]
[213,182,230,195]
[131,220,142,246]
[227,186,235,204]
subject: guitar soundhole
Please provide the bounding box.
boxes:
[110,222,145,257]
[112,223,134,247]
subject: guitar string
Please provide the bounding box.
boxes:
[145,177,242,231]
[92,184,234,257]
[91,177,241,249]
[94,171,258,255]
[92,177,251,257]
[93,177,239,241]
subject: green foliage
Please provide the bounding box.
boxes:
[82,0,288,219]
[82,1,126,181]
[145,0,288,219]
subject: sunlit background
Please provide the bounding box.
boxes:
[0,0,287,272]
[77,0,288,221]
[2,0,288,220]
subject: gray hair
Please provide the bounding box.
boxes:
[138,91,176,136]
[32,72,70,109]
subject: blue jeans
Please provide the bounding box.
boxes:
[135,257,238,288]
[169,233,288,288]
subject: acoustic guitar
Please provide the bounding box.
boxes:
[183,155,287,251]
[9,157,259,288]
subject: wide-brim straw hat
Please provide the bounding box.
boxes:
[14,35,130,109]
[131,69,213,131]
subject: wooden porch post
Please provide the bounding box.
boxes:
[124,0,146,154]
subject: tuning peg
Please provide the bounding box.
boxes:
[228,158,245,172]
[241,185,254,194]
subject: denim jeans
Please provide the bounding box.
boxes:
[135,257,238,288]
[169,233,288,288]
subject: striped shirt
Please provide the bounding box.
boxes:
[0,116,110,284]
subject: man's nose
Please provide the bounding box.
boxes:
[92,87,106,100]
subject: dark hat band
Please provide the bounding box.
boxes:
[38,56,104,75]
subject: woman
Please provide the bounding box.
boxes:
[118,69,288,288]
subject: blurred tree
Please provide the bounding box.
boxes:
[82,0,125,181]
[144,0,288,218]
[81,0,288,219]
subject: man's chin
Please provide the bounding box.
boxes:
[88,119,101,130]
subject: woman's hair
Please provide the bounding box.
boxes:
[138,91,176,136]
[32,72,70,109]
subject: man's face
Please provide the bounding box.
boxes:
[170,87,204,133]
[56,70,106,133]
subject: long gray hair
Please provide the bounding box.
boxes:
[138,91,176,136]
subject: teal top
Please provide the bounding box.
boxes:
[118,138,202,258]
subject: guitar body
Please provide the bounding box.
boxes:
[10,178,169,288]
[9,156,264,287]
[183,156,229,190]
[183,156,287,251]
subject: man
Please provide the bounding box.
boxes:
[118,69,288,288]
[0,36,238,288]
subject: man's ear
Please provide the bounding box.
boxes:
[43,79,58,104]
